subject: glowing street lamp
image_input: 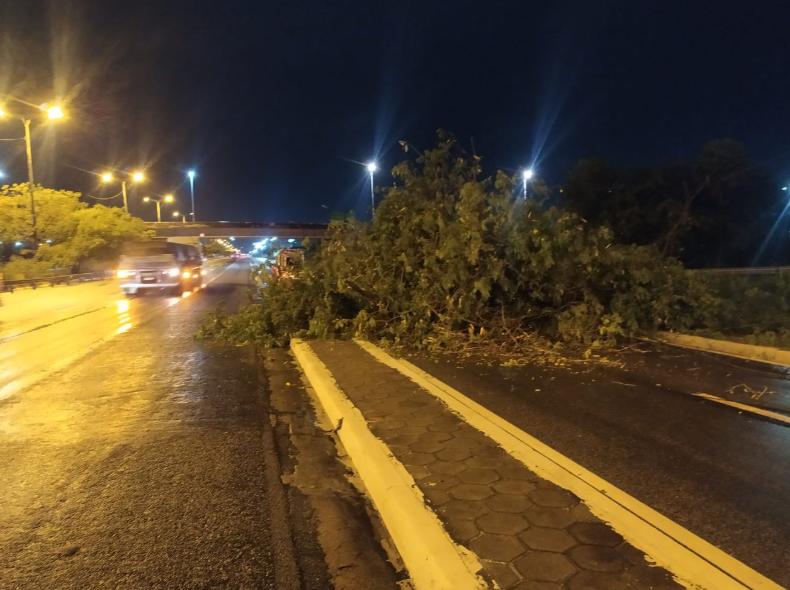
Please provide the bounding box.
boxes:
[100,168,146,213]
[172,210,186,223]
[366,161,378,214]
[143,193,175,222]
[522,168,534,199]
[0,98,67,238]
[187,169,196,221]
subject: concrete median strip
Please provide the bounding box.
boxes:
[356,339,783,590]
[290,339,487,590]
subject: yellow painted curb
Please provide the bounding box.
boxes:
[657,331,790,368]
[356,339,783,590]
[290,339,487,590]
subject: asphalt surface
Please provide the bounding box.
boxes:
[0,263,306,589]
[408,346,790,587]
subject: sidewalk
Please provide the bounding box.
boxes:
[303,340,680,589]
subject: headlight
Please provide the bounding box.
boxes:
[182,270,192,279]
[167,267,180,277]
[117,270,132,279]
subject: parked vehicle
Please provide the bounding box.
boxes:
[271,248,304,279]
[117,240,203,296]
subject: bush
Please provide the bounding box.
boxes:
[201,133,713,352]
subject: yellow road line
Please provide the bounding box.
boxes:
[356,339,783,590]
[693,392,790,426]
[290,339,487,590]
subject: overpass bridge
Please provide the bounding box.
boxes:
[145,221,328,239]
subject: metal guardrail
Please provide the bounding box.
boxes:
[0,271,113,292]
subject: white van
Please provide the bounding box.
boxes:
[117,241,203,296]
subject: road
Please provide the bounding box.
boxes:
[408,344,790,587]
[0,263,309,588]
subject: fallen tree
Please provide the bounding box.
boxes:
[200,133,714,355]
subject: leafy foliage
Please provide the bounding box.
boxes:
[201,133,713,352]
[0,183,148,277]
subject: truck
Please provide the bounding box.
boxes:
[271,248,304,279]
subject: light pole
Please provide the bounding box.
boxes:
[366,161,378,214]
[522,168,534,199]
[100,169,145,213]
[172,210,186,223]
[143,193,174,222]
[187,169,196,221]
[0,100,65,239]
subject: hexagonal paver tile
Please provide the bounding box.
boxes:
[417,430,454,444]
[423,488,451,506]
[567,570,631,590]
[387,431,422,446]
[493,479,536,495]
[437,499,489,520]
[409,465,431,481]
[513,550,578,582]
[519,527,575,552]
[428,420,461,433]
[429,460,468,476]
[488,493,532,513]
[568,545,627,573]
[449,483,493,501]
[524,506,575,529]
[469,533,525,562]
[399,451,436,466]
[570,502,598,523]
[529,487,579,508]
[476,512,529,535]
[436,447,472,461]
[496,461,540,481]
[399,397,431,409]
[374,420,407,432]
[445,516,480,543]
[420,473,460,490]
[567,522,623,547]
[409,439,445,454]
[458,468,500,485]
[480,559,522,589]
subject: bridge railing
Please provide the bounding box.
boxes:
[0,271,113,292]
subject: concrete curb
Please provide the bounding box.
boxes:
[355,339,784,590]
[657,331,790,368]
[290,339,487,590]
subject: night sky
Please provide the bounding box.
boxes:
[2,1,790,223]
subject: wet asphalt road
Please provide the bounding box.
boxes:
[0,263,301,589]
[409,346,790,587]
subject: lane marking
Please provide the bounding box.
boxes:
[692,392,790,426]
[290,339,486,590]
[356,339,783,590]
[0,264,234,402]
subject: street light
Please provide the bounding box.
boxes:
[100,168,146,213]
[187,169,196,221]
[522,168,534,199]
[366,161,378,214]
[0,98,66,239]
[172,210,186,223]
[143,193,175,222]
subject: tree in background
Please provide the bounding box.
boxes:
[562,140,780,267]
[0,183,148,278]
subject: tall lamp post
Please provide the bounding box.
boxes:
[366,161,378,214]
[522,168,534,200]
[187,169,196,221]
[0,100,66,239]
[100,169,146,213]
[143,193,175,222]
